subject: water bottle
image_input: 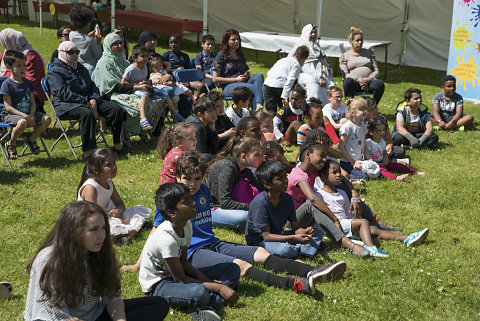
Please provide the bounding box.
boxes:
[95,24,101,38]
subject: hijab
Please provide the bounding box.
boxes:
[58,41,78,68]
[0,28,45,75]
[91,33,130,96]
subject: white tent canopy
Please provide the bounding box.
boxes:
[30,0,452,70]
[129,0,452,70]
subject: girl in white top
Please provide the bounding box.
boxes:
[24,201,169,321]
[77,148,150,242]
[338,98,369,179]
[318,159,430,257]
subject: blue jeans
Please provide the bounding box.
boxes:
[340,160,368,179]
[258,227,323,259]
[151,263,240,310]
[211,208,248,230]
[222,73,264,109]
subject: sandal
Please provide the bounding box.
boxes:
[139,131,150,144]
[348,242,370,257]
[27,139,41,155]
[140,119,153,130]
[5,142,17,160]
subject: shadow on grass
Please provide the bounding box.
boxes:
[237,281,266,298]
[22,155,80,169]
[0,169,34,184]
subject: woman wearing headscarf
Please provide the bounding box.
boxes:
[48,41,126,159]
[0,28,47,113]
[289,24,334,104]
[92,33,167,136]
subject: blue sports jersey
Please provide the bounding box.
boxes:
[153,184,219,257]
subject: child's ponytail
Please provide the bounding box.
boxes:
[345,97,367,121]
[156,123,196,158]
[76,148,113,195]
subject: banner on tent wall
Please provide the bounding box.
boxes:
[447,0,480,102]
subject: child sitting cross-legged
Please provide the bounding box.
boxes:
[140,182,240,321]
[366,117,425,181]
[157,151,347,296]
[431,75,474,131]
[392,88,439,150]
[77,148,151,244]
[0,50,51,159]
[246,160,330,260]
[318,159,430,257]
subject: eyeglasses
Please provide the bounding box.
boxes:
[332,95,343,100]
[63,49,80,55]
[111,41,124,47]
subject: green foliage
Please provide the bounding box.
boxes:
[1,18,480,321]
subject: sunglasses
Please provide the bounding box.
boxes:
[63,49,80,55]
[111,41,124,46]
[61,33,70,37]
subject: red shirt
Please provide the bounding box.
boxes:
[159,146,185,185]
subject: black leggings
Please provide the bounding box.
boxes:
[96,296,169,321]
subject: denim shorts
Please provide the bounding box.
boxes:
[1,111,46,126]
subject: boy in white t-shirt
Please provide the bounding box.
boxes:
[263,45,309,112]
[140,182,240,320]
[322,86,347,131]
[225,86,251,126]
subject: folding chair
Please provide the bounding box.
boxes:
[0,78,51,172]
[41,77,107,160]
[174,68,210,93]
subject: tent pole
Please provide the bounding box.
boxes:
[39,0,43,34]
[203,0,208,35]
[316,0,322,36]
[111,0,115,30]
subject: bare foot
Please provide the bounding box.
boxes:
[396,174,409,181]
[417,172,426,176]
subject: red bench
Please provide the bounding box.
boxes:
[96,9,202,40]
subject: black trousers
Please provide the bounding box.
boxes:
[263,85,283,113]
[62,102,124,152]
[96,296,169,321]
[343,77,385,104]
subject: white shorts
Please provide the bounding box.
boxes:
[339,218,353,238]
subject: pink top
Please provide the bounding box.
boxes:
[159,146,184,185]
[286,166,318,210]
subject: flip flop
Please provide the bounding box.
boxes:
[140,119,153,130]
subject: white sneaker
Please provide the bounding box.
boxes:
[188,307,222,321]
[396,158,410,166]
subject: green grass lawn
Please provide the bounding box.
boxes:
[1,18,480,321]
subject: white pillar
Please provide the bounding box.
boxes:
[111,0,116,30]
[316,0,323,36]
[39,0,43,34]
[203,0,208,35]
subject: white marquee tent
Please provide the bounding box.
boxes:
[29,0,453,70]
[130,0,452,70]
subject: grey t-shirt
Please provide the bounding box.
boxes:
[396,107,422,133]
[432,92,463,117]
[0,77,34,114]
[123,64,148,83]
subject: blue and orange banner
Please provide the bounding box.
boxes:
[447,0,480,101]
